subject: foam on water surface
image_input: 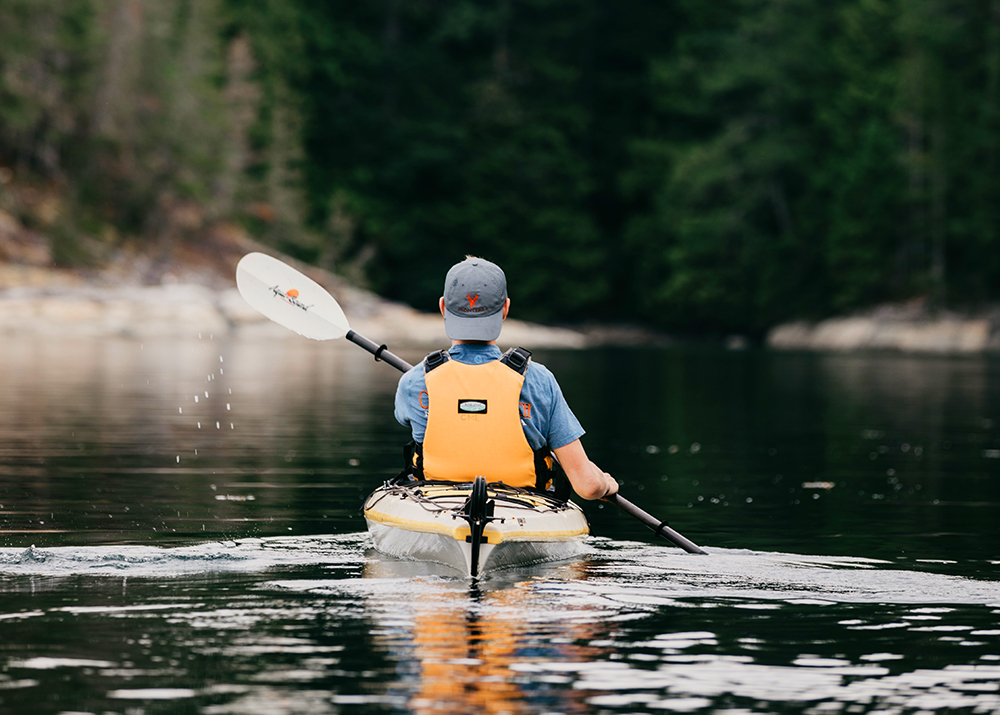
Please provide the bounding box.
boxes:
[0,534,367,578]
[1,536,995,606]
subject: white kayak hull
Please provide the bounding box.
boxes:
[363,481,589,577]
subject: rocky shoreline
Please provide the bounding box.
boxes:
[766,301,1000,354]
[7,273,1000,354]
[0,210,593,348]
[8,210,1000,354]
[0,274,591,349]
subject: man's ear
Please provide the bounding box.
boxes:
[439,297,446,317]
[502,297,510,319]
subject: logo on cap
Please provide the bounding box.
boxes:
[457,292,488,314]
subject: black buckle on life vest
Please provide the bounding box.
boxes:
[424,350,450,373]
[534,448,571,501]
[501,347,531,375]
[392,440,424,483]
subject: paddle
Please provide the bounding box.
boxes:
[236,252,708,555]
[235,252,411,373]
[603,494,706,554]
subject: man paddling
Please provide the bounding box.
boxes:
[394,256,619,501]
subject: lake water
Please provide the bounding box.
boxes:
[0,336,997,715]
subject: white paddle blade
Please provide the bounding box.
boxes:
[236,252,350,340]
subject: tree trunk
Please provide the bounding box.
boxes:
[902,48,926,294]
[494,0,511,79]
[218,33,260,217]
[383,0,400,117]
[92,0,142,151]
[930,119,946,304]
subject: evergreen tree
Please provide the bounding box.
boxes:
[4,0,1000,333]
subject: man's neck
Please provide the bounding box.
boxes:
[451,340,497,346]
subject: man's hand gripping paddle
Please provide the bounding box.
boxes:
[236,252,707,554]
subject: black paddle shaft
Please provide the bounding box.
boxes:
[605,494,707,554]
[347,328,707,554]
[346,330,413,373]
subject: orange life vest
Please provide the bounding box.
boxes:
[421,349,538,487]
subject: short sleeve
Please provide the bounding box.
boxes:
[520,361,585,450]
[394,365,429,441]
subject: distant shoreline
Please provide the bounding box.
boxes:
[766,301,1000,355]
[0,278,597,349]
[0,219,594,348]
[6,275,1000,355]
[6,226,999,354]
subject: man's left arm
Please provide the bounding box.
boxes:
[532,364,618,500]
[553,439,619,500]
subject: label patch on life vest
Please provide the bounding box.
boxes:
[458,399,488,414]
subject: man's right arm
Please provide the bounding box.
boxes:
[394,367,428,439]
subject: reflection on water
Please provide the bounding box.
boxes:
[0,336,403,544]
[360,559,598,715]
[0,337,999,713]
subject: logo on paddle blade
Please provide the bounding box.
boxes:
[270,285,312,312]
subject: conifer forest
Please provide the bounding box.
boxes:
[2,0,999,335]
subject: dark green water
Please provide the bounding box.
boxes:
[0,337,997,714]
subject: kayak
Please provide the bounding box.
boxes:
[363,477,589,577]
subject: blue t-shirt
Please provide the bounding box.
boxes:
[394,344,585,451]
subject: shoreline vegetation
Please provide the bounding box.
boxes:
[0,207,595,348]
[4,207,1000,354]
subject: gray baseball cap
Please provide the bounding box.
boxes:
[442,257,507,341]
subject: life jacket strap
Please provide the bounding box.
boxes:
[500,346,531,374]
[424,350,450,372]
[399,442,569,501]
[425,347,528,374]
[533,448,571,500]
